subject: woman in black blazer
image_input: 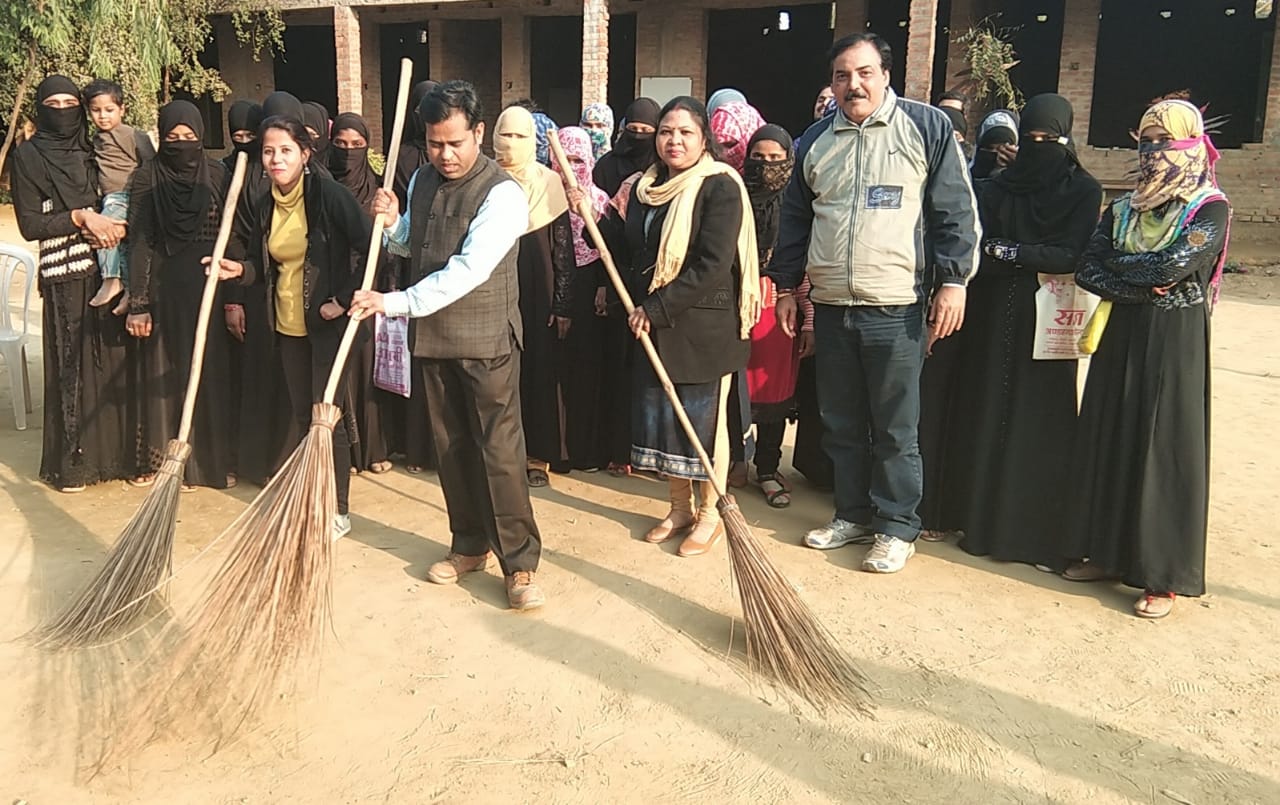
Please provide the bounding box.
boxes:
[604,96,760,558]
[209,115,372,540]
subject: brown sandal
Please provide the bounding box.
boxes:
[644,514,695,544]
[1062,561,1116,582]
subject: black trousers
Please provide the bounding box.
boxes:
[280,334,352,515]
[416,348,542,574]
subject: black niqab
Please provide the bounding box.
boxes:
[303,101,330,158]
[593,97,661,196]
[25,75,98,210]
[153,100,213,256]
[329,112,382,209]
[742,124,794,249]
[986,94,1100,242]
[224,100,263,170]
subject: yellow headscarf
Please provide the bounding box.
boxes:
[1130,99,1217,213]
[635,154,761,340]
[494,106,568,233]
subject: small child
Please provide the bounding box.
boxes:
[83,79,153,312]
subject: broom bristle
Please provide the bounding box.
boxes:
[32,440,192,650]
[116,404,339,754]
[718,494,874,716]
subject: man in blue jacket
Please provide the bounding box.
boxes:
[768,32,981,574]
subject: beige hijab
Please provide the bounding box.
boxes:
[635,154,761,339]
[494,106,568,233]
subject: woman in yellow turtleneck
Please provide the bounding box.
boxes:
[209,115,373,540]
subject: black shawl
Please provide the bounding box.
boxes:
[592,97,660,197]
[988,94,1100,242]
[224,100,263,170]
[329,112,382,209]
[303,101,331,159]
[19,75,98,211]
[742,124,794,251]
[152,100,213,256]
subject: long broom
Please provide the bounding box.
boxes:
[33,151,250,650]
[115,59,418,746]
[548,134,871,716]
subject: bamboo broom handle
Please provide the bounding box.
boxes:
[178,151,248,443]
[547,135,728,500]
[322,57,414,404]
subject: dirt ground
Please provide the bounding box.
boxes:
[1,205,1278,804]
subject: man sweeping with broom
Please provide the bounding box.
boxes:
[348,80,546,611]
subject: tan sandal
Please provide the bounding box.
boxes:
[1134,591,1175,619]
[678,520,725,557]
[644,513,695,544]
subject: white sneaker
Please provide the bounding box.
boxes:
[333,513,352,542]
[861,534,915,573]
[803,518,876,550]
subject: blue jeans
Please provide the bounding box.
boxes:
[97,190,129,281]
[813,303,926,541]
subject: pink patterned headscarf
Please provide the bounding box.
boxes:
[710,101,766,173]
[553,126,610,267]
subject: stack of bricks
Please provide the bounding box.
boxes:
[582,0,609,108]
[903,0,939,102]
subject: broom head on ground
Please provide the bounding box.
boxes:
[548,133,872,716]
[33,152,250,650]
[114,59,418,751]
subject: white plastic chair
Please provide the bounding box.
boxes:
[0,243,37,430]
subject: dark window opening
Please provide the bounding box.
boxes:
[379,22,432,152]
[273,25,339,120]
[867,0,912,95]
[607,13,638,115]
[531,16,584,126]
[1091,0,1277,147]
[707,4,836,136]
[993,0,1065,99]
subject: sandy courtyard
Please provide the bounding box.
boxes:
[0,209,1277,804]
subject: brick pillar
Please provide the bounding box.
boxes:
[904,0,940,102]
[1264,18,1280,146]
[334,5,363,115]
[501,12,531,107]
[1056,0,1101,145]
[359,12,383,149]
[834,0,870,37]
[582,0,609,107]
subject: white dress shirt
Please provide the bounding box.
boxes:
[381,168,529,319]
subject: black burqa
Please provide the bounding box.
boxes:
[128,100,234,487]
[941,93,1103,567]
[11,76,141,488]
[329,112,394,471]
[1067,199,1227,597]
[393,81,438,209]
[592,98,660,197]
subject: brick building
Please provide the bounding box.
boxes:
[210,0,1280,221]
